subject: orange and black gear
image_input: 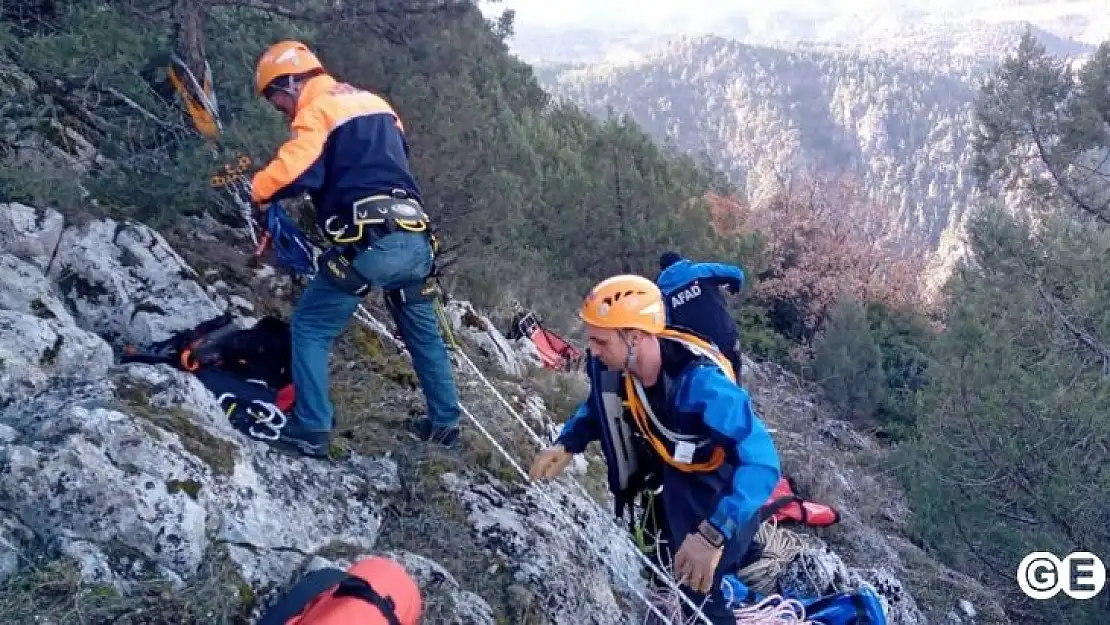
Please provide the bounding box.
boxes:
[622,327,734,475]
[249,41,422,236]
[254,40,325,96]
[284,557,422,625]
[759,476,841,528]
[580,274,667,334]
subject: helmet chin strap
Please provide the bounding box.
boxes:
[267,75,302,106]
[619,330,638,372]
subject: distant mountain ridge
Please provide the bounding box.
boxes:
[536,35,981,254]
[505,1,1102,66]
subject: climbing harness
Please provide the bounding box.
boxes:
[626,372,727,473]
[614,328,736,476]
[320,192,430,246]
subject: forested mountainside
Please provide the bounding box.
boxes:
[537,35,981,254]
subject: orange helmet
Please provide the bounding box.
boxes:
[254,40,324,95]
[294,557,422,625]
[580,274,666,334]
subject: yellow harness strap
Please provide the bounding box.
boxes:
[658,327,737,383]
[621,328,736,473]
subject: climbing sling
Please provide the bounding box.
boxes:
[612,327,736,483]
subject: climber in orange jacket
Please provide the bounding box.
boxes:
[250,40,461,457]
[256,556,422,625]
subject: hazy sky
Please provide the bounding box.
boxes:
[479,0,914,27]
[479,0,746,27]
[477,1,1075,29]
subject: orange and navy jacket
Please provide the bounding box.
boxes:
[251,74,422,231]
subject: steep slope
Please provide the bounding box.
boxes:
[538,36,980,252]
[0,201,1008,624]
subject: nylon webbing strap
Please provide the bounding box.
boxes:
[255,569,403,625]
[757,495,807,524]
[333,576,403,625]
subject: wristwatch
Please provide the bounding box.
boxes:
[697,520,725,548]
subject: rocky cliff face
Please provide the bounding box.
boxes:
[0,202,1005,624]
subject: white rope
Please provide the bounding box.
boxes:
[342,312,708,623]
[650,582,814,625]
[731,595,813,625]
[455,402,680,625]
[258,230,713,623]
[451,347,716,624]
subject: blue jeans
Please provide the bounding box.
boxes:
[289,231,460,432]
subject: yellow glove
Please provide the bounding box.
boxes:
[529,444,573,480]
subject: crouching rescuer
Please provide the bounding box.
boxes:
[251,40,462,456]
[528,275,782,624]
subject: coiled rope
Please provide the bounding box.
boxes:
[646,583,814,625]
[737,520,806,595]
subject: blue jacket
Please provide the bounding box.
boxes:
[657,259,744,358]
[556,333,780,570]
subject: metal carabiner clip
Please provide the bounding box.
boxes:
[245,400,287,430]
[244,401,285,441]
[323,215,363,244]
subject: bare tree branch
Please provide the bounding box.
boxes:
[1033,283,1110,374]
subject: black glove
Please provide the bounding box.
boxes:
[251,203,269,227]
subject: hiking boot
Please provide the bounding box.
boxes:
[406,416,460,447]
[269,427,331,459]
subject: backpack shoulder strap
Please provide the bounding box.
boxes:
[256,567,405,625]
[256,567,350,625]
[658,326,736,383]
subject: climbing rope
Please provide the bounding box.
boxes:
[449,348,716,624]
[241,208,712,623]
[647,581,814,625]
[732,595,814,625]
[737,521,806,595]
